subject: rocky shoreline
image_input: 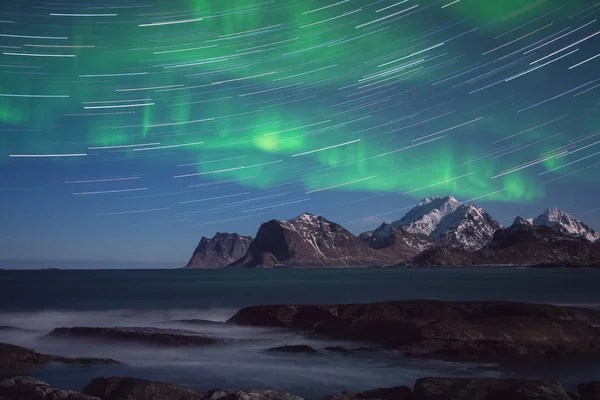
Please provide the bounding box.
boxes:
[2,299,600,399]
[0,342,119,372]
[2,375,600,400]
[228,299,600,363]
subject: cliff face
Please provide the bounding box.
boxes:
[183,233,252,269]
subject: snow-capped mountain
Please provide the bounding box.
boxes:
[511,216,533,229]
[533,207,600,242]
[411,217,600,267]
[390,196,461,235]
[229,213,381,267]
[367,196,501,250]
[183,233,252,269]
[183,199,600,268]
[432,204,502,250]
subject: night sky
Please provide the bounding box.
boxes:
[1,0,600,263]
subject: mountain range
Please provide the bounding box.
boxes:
[182,195,600,268]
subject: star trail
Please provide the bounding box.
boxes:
[1,0,600,262]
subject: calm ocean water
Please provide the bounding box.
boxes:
[1,267,600,398]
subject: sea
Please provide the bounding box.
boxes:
[1,267,600,398]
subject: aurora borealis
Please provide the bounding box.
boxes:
[1,0,600,262]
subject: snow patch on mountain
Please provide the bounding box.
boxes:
[280,213,328,256]
[390,196,461,235]
[511,216,533,229]
[367,196,501,251]
[432,204,502,250]
[533,207,600,242]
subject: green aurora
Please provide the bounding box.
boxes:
[1,0,599,205]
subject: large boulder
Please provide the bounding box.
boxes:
[413,377,571,400]
[579,382,600,400]
[204,388,304,400]
[0,342,118,372]
[227,300,600,362]
[82,377,205,400]
[0,376,99,400]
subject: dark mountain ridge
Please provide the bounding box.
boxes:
[183,196,600,268]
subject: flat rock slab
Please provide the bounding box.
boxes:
[48,327,222,347]
[0,342,119,372]
[162,319,225,326]
[227,300,600,362]
[266,345,319,354]
[322,386,413,400]
[413,377,572,400]
[0,376,100,400]
[0,326,35,333]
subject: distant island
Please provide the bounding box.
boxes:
[182,195,600,269]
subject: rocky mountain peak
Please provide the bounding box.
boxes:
[432,203,502,250]
[287,213,324,226]
[416,195,459,207]
[391,195,462,236]
[292,212,317,220]
[229,214,381,268]
[361,196,500,251]
[533,207,600,242]
[512,216,533,227]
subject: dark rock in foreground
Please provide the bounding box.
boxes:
[266,345,318,354]
[83,377,205,400]
[204,388,304,400]
[579,382,600,400]
[323,346,379,354]
[0,325,35,333]
[0,376,100,400]
[162,319,224,326]
[323,386,412,400]
[0,342,119,372]
[82,377,304,400]
[324,346,351,354]
[413,377,572,400]
[2,375,594,400]
[228,300,600,362]
[48,327,222,347]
